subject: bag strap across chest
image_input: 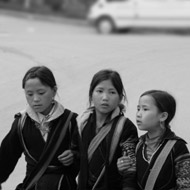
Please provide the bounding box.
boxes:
[17,109,73,190]
[92,116,126,190]
[144,140,177,190]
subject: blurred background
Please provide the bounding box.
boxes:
[0,0,91,18]
[1,1,190,189]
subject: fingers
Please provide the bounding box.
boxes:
[58,150,74,166]
[58,150,72,159]
[117,156,133,172]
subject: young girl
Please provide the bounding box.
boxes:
[77,69,138,190]
[136,90,190,190]
[0,66,79,190]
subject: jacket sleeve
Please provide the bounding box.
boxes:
[120,118,139,189]
[174,140,190,190]
[0,115,23,184]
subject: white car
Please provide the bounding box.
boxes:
[87,0,190,34]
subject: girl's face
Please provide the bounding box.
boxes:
[92,79,120,116]
[136,95,163,133]
[24,78,56,115]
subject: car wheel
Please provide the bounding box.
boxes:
[96,18,115,34]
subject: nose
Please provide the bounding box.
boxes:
[33,94,40,102]
[102,92,108,100]
[136,110,142,118]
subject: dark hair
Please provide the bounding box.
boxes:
[140,90,176,126]
[89,69,127,109]
[22,66,57,89]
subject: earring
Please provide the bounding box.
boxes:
[52,98,55,104]
[160,120,165,129]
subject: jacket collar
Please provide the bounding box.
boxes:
[23,101,65,124]
[77,106,122,136]
[89,106,121,124]
[139,127,186,144]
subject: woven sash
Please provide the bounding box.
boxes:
[92,116,126,190]
[88,122,112,162]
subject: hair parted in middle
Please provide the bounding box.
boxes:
[88,69,127,110]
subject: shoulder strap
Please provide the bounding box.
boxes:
[17,113,37,163]
[88,122,112,162]
[109,116,126,162]
[92,116,126,190]
[21,110,73,190]
[145,140,177,190]
[135,139,143,155]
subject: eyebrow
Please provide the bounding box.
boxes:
[26,88,46,92]
[138,104,149,108]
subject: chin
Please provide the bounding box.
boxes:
[138,126,146,131]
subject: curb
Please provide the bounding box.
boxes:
[0,8,88,26]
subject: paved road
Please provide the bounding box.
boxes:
[0,11,190,189]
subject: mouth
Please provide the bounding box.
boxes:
[101,103,109,108]
[136,120,142,125]
[33,105,42,109]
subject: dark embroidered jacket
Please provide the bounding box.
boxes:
[136,127,190,190]
[78,108,138,190]
[0,107,79,190]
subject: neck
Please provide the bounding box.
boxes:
[41,102,55,116]
[147,127,165,139]
[95,111,108,128]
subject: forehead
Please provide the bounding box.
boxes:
[139,95,156,106]
[95,79,115,89]
[24,78,48,90]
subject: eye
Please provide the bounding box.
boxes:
[96,89,103,93]
[39,92,45,95]
[38,90,46,95]
[26,92,33,96]
[110,91,116,94]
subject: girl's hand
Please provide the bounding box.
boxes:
[58,150,74,166]
[117,156,133,174]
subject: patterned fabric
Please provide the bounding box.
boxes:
[175,153,190,189]
[120,139,136,172]
[144,133,164,162]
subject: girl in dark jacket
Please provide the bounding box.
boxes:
[0,66,79,190]
[118,90,190,190]
[77,69,138,190]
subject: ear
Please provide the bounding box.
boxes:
[53,86,57,96]
[160,112,168,122]
[54,86,57,92]
[119,94,123,102]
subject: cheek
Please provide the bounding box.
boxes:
[113,97,120,106]
[25,95,32,103]
[91,93,98,103]
[44,95,53,103]
[144,114,157,123]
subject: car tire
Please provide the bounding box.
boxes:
[96,17,115,34]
